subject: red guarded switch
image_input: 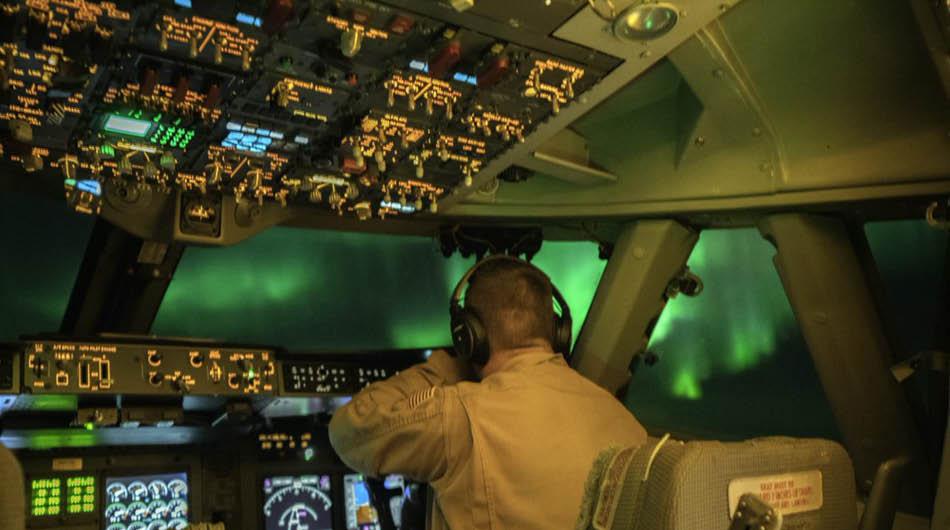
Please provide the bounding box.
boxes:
[263,0,294,35]
[139,67,158,97]
[428,41,462,79]
[203,82,221,110]
[173,73,190,104]
[477,55,510,88]
[388,14,415,35]
[342,156,367,175]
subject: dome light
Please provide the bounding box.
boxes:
[612,3,678,41]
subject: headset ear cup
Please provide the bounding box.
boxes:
[450,309,472,359]
[553,314,572,361]
[466,312,490,366]
[451,308,490,364]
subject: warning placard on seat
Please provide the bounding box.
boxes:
[728,470,823,516]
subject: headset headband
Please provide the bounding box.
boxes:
[450,254,571,322]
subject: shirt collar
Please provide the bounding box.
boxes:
[487,348,565,375]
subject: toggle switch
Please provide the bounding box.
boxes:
[341,27,363,58]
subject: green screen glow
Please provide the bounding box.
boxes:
[102,114,153,137]
[31,478,62,516]
[153,228,606,351]
[66,476,95,514]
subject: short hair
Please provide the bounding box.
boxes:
[464,259,555,352]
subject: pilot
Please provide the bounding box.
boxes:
[329,255,647,529]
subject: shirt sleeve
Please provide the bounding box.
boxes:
[327,349,473,482]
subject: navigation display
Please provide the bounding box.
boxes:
[104,472,189,530]
[344,474,406,530]
[263,475,334,530]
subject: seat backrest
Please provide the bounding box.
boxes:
[0,442,25,530]
[576,436,857,530]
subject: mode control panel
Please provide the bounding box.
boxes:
[281,361,400,395]
[23,341,277,396]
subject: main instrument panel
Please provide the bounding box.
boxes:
[5,338,431,529]
[19,450,413,530]
[0,0,615,226]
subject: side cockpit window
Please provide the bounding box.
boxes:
[0,192,94,341]
[865,220,948,359]
[624,228,840,441]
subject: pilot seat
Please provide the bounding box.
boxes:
[575,436,857,530]
[0,442,25,530]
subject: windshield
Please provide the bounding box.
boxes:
[152,227,607,351]
[0,192,94,341]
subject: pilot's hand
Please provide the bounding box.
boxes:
[426,348,476,384]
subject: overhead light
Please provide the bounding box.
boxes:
[612,2,679,41]
[446,0,474,11]
[589,1,679,41]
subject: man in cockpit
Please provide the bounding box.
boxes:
[329,256,647,529]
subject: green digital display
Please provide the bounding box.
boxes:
[66,476,96,514]
[30,476,96,516]
[149,122,196,148]
[101,111,195,148]
[102,114,153,137]
[30,478,62,516]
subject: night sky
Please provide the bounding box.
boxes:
[1,191,945,440]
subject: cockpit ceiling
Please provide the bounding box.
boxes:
[452,0,950,219]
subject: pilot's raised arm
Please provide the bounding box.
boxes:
[329,255,647,530]
[328,348,474,482]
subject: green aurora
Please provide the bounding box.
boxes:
[151,226,609,351]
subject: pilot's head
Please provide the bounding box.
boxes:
[464,258,556,359]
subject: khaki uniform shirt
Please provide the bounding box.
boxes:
[328,349,647,530]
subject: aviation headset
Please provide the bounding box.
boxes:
[449,255,573,366]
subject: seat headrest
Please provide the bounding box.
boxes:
[0,442,25,530]
[577,436,857,530]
